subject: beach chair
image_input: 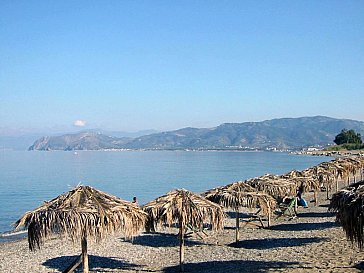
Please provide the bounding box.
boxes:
[241,209,267,229]
[275,197,297,220]
[184,223,208,240]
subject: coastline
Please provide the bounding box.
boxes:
[291,150,364,157]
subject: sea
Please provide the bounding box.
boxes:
[0,150,332,241]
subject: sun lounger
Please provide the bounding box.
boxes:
[184,223,208,240]
[240,208,271,229]
[275,197,297,220]
[241,211,265,229]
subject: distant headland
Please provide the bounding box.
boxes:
[28,116,364,152]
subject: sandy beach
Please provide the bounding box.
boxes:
[0,189,363,273]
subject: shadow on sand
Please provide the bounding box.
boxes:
[43,255,140,272]
[296,211,335,218]
[131,232,206,248]
[228,237,327,249]
[162,260,299,273]
[271,221,337,231]
[224,211,269,230]
[354,261,364,270]
[225,211,261,219]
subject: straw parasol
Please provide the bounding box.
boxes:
[281,170,321,205]
[329,180,364,249]
[143,188,225,272]
[332,157,363,185]
[204,183,276,243]
[245,176,297,200]
[202,180,256,198]
[15,185,147,273]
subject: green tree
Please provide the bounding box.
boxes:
[334,129,363,145]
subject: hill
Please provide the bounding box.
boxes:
[28,132,131,151]
[28,116,364,151]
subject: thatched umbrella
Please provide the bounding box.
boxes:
[202,180,256,198]
[245,176,297,200]
[312,166,336,199]
[143,189,225,272]
[333,157,363,185]
[15,185,147,273]
[205,186,276,243]
[318,161,345,192]
[281,171,321,205]
[344,157,364,183]
[329,180,364,249]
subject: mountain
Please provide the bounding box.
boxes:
[1,129,158,151]
[102,129,159,138]
[28,116,364,151]
[73,129,159,138]
[28,132,131,151]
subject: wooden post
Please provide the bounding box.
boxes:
[81,235,89,273]
[336,178,339,193]
[179,224,185,272]
[314,190,318,206]
[294,197,298,215]
[267,204,271,228]
[235,208,240,243]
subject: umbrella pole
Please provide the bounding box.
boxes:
[179,224,185,272]
[235,207,240,243]
[81,235,89,273]
[314,190,318,206]
[336,178,339,192]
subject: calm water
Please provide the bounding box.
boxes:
[0,150,331,235]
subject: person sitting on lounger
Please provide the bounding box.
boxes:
[282,195,293,205]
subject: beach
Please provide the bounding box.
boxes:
[0,190,362,273]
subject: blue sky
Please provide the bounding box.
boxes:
[1,1,363,134]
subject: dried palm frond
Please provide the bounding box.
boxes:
[245,177,296,199]
[283,170,305,178]
[205,187,276,244]
[143,189,225,272]
[329,180,364,249]
[205,189,276,216]
[15,185,147,251]
[305,166,336,190]
[287,176,320,193]
[143,189,225,232]
[334,157,363,180]
[202,181,256,199]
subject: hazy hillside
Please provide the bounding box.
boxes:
[28,132,131,151]
[28,116,364,151]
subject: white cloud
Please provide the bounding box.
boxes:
[73,120,87,127]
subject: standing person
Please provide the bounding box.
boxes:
[297,186,308,208]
